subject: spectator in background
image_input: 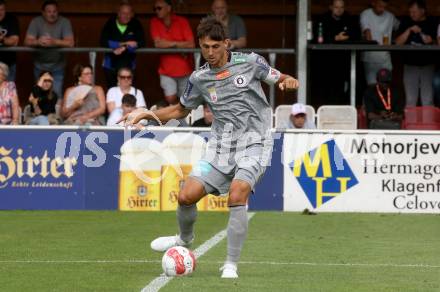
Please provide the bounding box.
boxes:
[150,0,195,105]
[0,0,19,81]
[26,71,58,125]
[395,0,436,106]
[107,93,137,126]
[106,67,146,125]
[0,62,19,125]
[288,103,316,129]
[364,68,403,129]
[24,0,74,98]
[192,104,213,127]
[434,24,440,107]
[211,0,246,49]
[360,0,399,85]
[61,64,106,125]
[315,0,358,104]
[100,2,145,89]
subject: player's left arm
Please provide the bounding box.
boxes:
[277,74,299,91]
[252,54,298,91]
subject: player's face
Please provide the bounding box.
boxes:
[42,4,58,24]
[118,5,133,25]
[199,36,228,68]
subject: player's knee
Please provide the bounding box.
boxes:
[228,181,251,206]
[178,190,196,206]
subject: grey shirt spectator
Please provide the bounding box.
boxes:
[211,0,246,49]
[25,16,73,71]
[24,0,74,98]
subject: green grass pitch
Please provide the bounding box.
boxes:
[0,211,439,291]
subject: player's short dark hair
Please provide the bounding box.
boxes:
[197,16,227,41]
[408,0,426,9]
[122,94,136,107]
[42,0,58,10]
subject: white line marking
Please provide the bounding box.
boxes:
[1,259,438,269]
[140,212,255,292]
[0,260,161,264]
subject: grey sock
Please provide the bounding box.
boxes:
[226,205,248,264]
[177,204,197,243]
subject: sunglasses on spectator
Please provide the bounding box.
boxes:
[119,75,132,80]
[153,6,163,11]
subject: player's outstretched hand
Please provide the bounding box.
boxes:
[117,108,149,128]
[279,76,299,91]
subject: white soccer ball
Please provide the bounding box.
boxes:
[162,246,196,277]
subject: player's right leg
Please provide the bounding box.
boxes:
[150,177,206,252]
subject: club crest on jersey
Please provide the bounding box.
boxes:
[234,75,248,88]
[208,87,218,102]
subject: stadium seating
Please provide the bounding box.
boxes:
[317,105,357,129]
[357,106,367,129]
[403,106,440,130]
[274,104,316,128]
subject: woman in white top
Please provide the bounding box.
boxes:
[106,67,146,125]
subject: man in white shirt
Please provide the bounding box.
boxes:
[434,23,440,106]
[360,0,399,85]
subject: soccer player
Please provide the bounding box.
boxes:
[120,16,299,278]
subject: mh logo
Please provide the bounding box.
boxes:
[289,140,358,208]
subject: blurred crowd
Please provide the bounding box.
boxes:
[0,0,245,126]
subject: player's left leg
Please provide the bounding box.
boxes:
[220,179,252,279]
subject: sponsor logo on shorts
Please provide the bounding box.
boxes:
[234,75,248,88]
[216,70,231,80]
[289,140,359,208]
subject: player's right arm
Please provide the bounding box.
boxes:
[122,103,190,126]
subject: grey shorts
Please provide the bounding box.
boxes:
[189,145,270,195]
[160,75,189,97]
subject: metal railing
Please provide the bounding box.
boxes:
[308,44,440,107]
[0,46,295,109]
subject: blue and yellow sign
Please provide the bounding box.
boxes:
[289,140,358,208]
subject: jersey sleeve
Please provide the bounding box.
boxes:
[250,53,281,85]
[179,73,203,109]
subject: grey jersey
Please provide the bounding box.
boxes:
[180,52,281,155]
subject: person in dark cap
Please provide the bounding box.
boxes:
[363,68,403,129]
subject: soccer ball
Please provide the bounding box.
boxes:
[162,246,196,276]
